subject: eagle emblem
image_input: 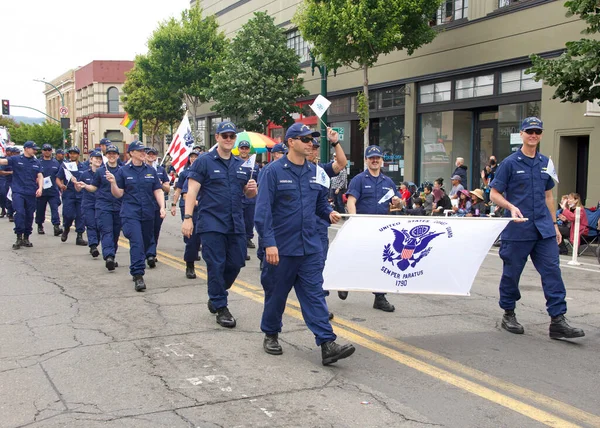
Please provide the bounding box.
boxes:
[382,225,444,271]
[184,129,194,147]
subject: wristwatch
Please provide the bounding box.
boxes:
[184,214,193,219]
[331,141,339,147]
[171,203,176,207]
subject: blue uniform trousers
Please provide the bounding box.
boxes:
[201,232,246,309]
[121,217,154,277]
[242,203,255,240]
[184,214,202,263]
[83,207,99,247]
[319,230,330,297]
[0,183,6,210]
[62,197,85,233]
[146,209,163,258]
[96,210,121,260]
[498,237,567,317]
[260,253,336,346]
[35,195,61,226]
[12,193,36,236]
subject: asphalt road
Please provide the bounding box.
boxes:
[0,211,599,428]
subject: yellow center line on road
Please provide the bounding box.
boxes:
[112,241,596,427]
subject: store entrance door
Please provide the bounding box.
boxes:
[474,111,498,189]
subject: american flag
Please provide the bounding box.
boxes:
[167,113,193,173]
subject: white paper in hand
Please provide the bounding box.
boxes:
[309,95,332,118]
[63,161,78,172]
[43,176,52,189]
[545,157,559,183]
[315,164,331,188]
[378,188,395,204]
[241,154,256,170]
[63,167,73,183]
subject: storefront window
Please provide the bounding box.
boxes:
[497,101,541,161]
[500,69,542,93]
[419,111,472,185]
[420,82,452,104]
[369,116,405,183]
[455,75,494,99]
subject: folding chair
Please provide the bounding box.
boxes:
[576,208,600,256]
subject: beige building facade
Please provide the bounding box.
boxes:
[194,0,600,205]
[42,70,76,140]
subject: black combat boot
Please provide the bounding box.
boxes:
[146,256,156,268]
[247,238,256,249]
[263,334,283,355]
[549,315,585,339]
[0,208,5,218]
[186,261,196,279]
[216,307,236,328]
[12,234,23,250]
[501,310,524,334]
[373,294,395,312]
[338,291,348,300]
[207,300,217,314]
[133,275,146,292]
[89,245,99,258]
[53,224,63,236]
[37,225,45,235]
[76,233,87,246]
[8,215,14,222]
[61,227,69,242]
[105,256,116,271]
[21,235,33,247]
[321,341,356,366]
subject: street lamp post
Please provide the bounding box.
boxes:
[310,53,329,163]
[34,79,66,149]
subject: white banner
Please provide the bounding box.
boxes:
[323,216,512,296]
[309,95,332,118]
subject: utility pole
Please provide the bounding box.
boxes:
[311,53,329,163]
[34,79,67,149]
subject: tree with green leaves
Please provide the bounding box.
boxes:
[9,122,69,148]
[122,57,183,150]
[210,12,309,133]
[144,5,228,134]
[528,0,599,105]
[295,0,443,150]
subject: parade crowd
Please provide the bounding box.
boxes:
[0,116,585,367]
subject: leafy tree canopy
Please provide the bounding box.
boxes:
[529,0,600,104]
[9,121,70,148]
[210,12,309,132]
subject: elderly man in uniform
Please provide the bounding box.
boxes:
[106,141,166,290]
[56,147,87,246]
[78,145,122,271]
[0,141,43,249]
[35,144,63,236]
[339,145,402,312]
[255,123,355,366]
[490,117,584,339]
[182,122,257,328]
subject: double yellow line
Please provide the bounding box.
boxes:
[119,239,599,428]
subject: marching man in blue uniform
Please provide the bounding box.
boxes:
[75,151,103,258]
[77,145,122,271]
[35,144,63,236]
[56,147,87,246]
[237,139,260,260]
[182,121,257,328]
[340,145,402,312]
[255,123,355,365]
[0,141,43,249]
[1,146,20,222]
[106,141,166,291]
[144,147,170,268]
[490,117,584,339]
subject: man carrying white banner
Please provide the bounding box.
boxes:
[336,145,403,312]
[490,116,584,340]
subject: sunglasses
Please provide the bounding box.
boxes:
[524,129,542,135]
[220,133,237,140]
[295,136,314,143]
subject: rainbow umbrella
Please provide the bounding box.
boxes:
[232,131,277,155]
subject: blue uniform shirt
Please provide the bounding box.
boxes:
[0,157,7,185]
[114,163,161,221]
[316,161,337,234]
[92,165,122,213]
[175,167,191,208]
[151,164,169,211]
[57,161,86,200]
[255,155,333,257]
[7,155,42,196]
[346,170,400,215]
[40,158,60,197]
[490,149,555,241]
[79,169,98,210]
[186,151,250,235]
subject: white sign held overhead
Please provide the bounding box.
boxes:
[309,95,332,118]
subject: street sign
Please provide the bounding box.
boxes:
[332,127,345,141]
[59,106,68,116]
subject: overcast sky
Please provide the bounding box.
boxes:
[2,0,191,118]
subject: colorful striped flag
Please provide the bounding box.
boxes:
[167,113,194,174]
[120,113,138,131]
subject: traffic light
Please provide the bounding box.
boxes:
[1,100,9,115]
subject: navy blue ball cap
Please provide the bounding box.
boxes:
[238,140,250,149]
[6,146,19,153]
[312,138,320,148]
[68,146,80,154]
[189,150,200,158]
[55,149,64,155]
[23,141,40,150]
[145,147,158,155]
[41,143,53,151]
[284,123,320,141]
[99,138,111,146]
[271,143,286,153]
[521,117,543,131]
[105,145,119,154]
[216,121,237,135]
[365,145,383,158]
[127,141,146,152]
[89,151,103,158]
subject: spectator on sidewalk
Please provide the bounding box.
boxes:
[452,157,468,189]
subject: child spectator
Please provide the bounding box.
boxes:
[468,189,486,217]
[452,189,472,216]
[423,185,434,215]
